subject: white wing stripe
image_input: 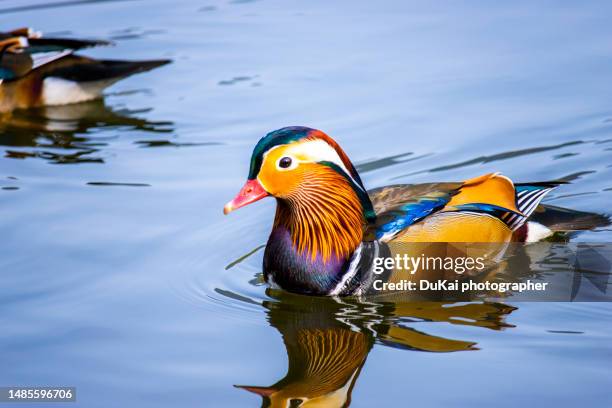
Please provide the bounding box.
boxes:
[32,50,72,69]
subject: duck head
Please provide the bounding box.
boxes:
[225,127,375,292]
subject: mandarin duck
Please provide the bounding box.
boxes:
[0,27,169,113]
[224,126,608,296]
[236,294,515,407]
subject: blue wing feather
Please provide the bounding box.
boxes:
[375,196,449,239]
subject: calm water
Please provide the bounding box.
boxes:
[2,1,612,407]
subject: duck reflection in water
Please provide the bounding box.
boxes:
[236,291,515,407]
[0,100,173,164]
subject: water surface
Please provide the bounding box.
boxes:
[1,1,612,407]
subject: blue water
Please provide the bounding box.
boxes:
[1,0,612,406]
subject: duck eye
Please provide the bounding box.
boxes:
[278,156,293,169]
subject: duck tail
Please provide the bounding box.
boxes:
[515,181,610,231]
[528,204,610,232]
[47,56,171,83]
[36,56,171,106]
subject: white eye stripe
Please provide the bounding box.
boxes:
[264,139,364,191]
[292,139,364,191]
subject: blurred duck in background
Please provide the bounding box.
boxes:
[0,27,170,113]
